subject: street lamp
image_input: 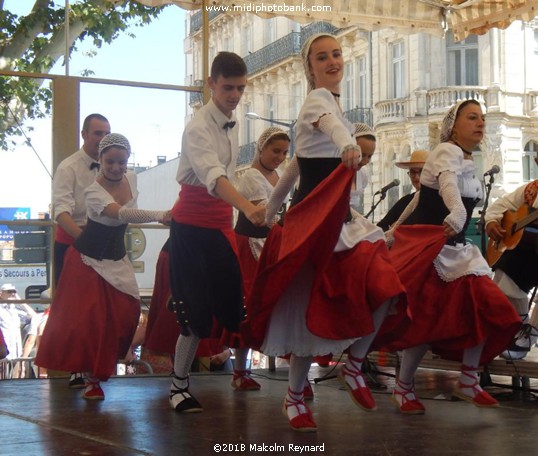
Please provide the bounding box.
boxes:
[245,112,296,158]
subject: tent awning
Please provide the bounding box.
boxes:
[134,0,538,40]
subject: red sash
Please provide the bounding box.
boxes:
[172,184,233,230]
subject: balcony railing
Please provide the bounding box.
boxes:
[375,98,408,123]
[190,10,224,33]
[427,87,486,114]
[244,32,301,75]
[344,107,373,126]
[244,22,340,76]
[376,86,491,124]
[237,141,256,166]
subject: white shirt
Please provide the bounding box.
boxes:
[484,182,538,226]
[52,148,100,225]
[176,99,239,197]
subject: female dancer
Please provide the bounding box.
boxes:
[36,133,168,400]
[232,126,290,390]
[386,100,521,414]
[241,33,407,432]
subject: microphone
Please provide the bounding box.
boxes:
[374,179,400,195]
[483,165,500,177]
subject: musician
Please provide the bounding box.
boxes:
[485,165,538,360]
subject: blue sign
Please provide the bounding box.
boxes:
[0,207,31,241]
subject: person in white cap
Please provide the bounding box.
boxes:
[52,113,111,389]
[377,149,428,231]
[0,283,37,364]
[36,133,169,401]
[384,99,521,414]
[241,34,408,432]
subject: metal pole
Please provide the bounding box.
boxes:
[65,0,70,76]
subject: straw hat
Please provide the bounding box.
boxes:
[395,150,429,169]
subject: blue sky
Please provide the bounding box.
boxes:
[3,1,187,215]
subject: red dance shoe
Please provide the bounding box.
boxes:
[453,366,499,407]
[303,379,314,401]
[231,370,261,391]
[82,381,105,401]
[391,381,425,415]
[282,391,317,433]
[339,359,377,411]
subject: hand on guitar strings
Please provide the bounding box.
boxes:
[485,221,506,243]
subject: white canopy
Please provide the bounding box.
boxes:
[134,0,538,40]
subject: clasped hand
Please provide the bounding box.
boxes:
[341,144,362,170]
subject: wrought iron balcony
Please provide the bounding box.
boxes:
[190,10,224,33]
[244,22,340,76]
[237,141,256,166]
[244,32,301,75]
[343,107,373,126]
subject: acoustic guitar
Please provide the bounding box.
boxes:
[486,204,538,267]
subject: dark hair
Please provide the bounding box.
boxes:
[455,99,481,119]
[82,113,109,132]
[358,134,376,142]
[210,52,247,81]
[264,132,290,147]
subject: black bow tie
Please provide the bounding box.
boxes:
[90,162,100,170]
[223,121,236,130]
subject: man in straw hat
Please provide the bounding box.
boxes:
[377,149,428,231]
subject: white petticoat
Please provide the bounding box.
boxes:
[260,212,383,356]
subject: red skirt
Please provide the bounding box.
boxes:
[385,225,521,364]
[241,165,408,350]
[144,249,180,355]
[35,247,140,380]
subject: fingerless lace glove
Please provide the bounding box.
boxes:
[438,171,466,234]
[118,207,165,224]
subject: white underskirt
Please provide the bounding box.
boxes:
[260,262,359,357]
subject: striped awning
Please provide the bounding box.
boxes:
[135,0,538,40]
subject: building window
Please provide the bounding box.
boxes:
[523,140,538,182]
[390,41,405,99]
[290,82,302,121]
[242,24,252,57]
[265,18,276,43]
[266,94,275,120]
[343,61,354,111]
[446,32,478,86]
[244,102,254,145]
[357,55,367,108]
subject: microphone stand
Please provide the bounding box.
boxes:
[366,191,386,223]
[477,173,495,255]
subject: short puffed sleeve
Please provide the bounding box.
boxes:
[427,143,463,178]
[301,88,338,125]
[237,169,271,202]
[85,182,115,217]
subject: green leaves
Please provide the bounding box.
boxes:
[0,0,167,151]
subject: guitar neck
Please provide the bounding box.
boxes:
[515,209,538,232]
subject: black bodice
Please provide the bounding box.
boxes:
[403,185,480,245]
[73,218,127,260]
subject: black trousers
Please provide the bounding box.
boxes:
[169,220,244,338]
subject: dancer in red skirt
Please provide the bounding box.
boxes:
[241,34,408,432]
[232,126,290,391]
[36,133,169,400]
[385,100,521,414]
